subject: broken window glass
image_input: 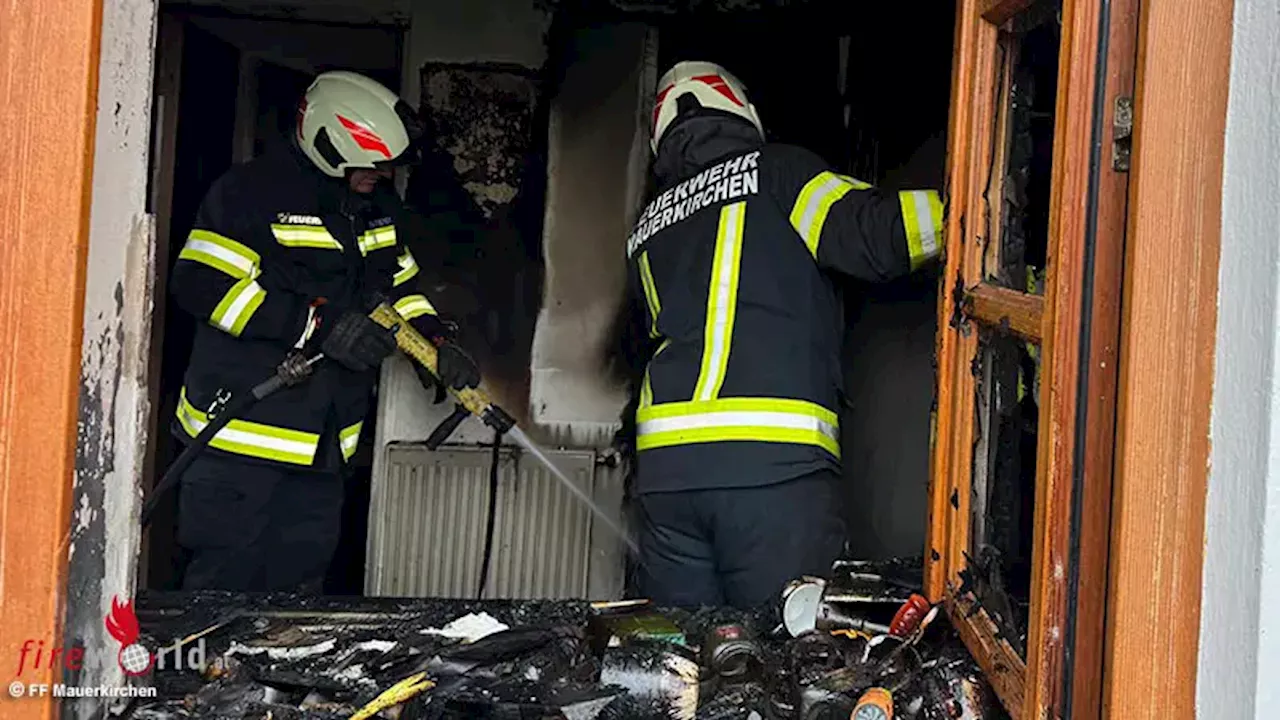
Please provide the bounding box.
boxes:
[984,0,1061,296]
[966,329,1040,657]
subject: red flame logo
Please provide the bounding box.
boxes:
[296,97,308,141]
[653,84,675,129]
[105,596,139,646]
[105,595,154,676]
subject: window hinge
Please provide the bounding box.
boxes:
[1112,96,1134,172]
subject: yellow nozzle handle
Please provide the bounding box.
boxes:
[367,302,513,432]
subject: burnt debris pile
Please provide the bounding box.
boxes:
[117,559,1007,720]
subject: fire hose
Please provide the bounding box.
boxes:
[140,302,515,529]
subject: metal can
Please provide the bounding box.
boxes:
[850,687,894,720]
[703,623,763,683]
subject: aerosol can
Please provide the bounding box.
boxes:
[851,687,893,720]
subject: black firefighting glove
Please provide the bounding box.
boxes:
[409,339,480,395]
[435,341,481,390]
[313,305,398,373]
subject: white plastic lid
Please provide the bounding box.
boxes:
[781,577,827,637]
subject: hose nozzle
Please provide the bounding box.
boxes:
[480,404,516,434]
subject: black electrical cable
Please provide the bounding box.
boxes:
[476,428,502,599]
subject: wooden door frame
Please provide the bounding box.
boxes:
[1101,0,1233,716]
[0,0,103,717]
[928,0,1232,717]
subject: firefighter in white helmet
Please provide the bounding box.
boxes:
[616,61,944,609]
[169,70,480,592]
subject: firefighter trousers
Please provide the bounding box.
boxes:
[177,453,345,592]
[634,469,847,610]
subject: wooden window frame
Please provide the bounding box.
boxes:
[926,0,1138,717]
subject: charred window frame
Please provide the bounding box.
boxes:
[926,0,1137,717]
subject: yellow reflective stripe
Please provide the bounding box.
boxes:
[899,189,944,270]
[210,277,266,336]
[636,397,840,457]
[359,225,398,255]
[271,223,343,250]
[175,388,319,465]
[637,251,662,339]
[789,172,869,257]
[638,338,671,409]
[394,294,437,320]
[179,229,260,279]
[340,421,363,461]
[393,249,420,287]
[692,202,746,402]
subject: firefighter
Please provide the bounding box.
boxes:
[169,70,481,592]
[621,61,944,609]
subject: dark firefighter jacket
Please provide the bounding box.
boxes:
[623,116,944,494]
[170,145,446,472]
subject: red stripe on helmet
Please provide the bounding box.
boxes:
[296,98,308,141]
[336,114,392,159]
[652,85,674,128]
[691,74,745,106]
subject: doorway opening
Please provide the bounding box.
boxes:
[139,0,1022,613]
[142,0,968,598]
[143,6,410,594]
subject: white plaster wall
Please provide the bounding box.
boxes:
[529,23,655,446]
[68,0,158,707]
[1198,0,1280,717]
[375,0,551,451]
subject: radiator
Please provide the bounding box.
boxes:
[365,443,626,600]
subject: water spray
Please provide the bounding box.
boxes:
[369,302,640,557]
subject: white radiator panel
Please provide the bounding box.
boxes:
[366,443,625,600]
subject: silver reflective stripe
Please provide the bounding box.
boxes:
[180,413,316,459]
[694,202,746,401]
[183,237,258,277]
[393,294,436,320]
[360,226,397,254]
[271,225,343,250]
[210,278,266,336]
[794,174,847,241]
[340,422,363,461]
[907,190,940,258]
[394,250,420,286]
[638,410,838,442]
[789,172,869,257]
[175,397,319,466]
[293,304,317,350]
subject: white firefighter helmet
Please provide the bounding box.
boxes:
[296,70,422,178]
[650,61,764,153]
